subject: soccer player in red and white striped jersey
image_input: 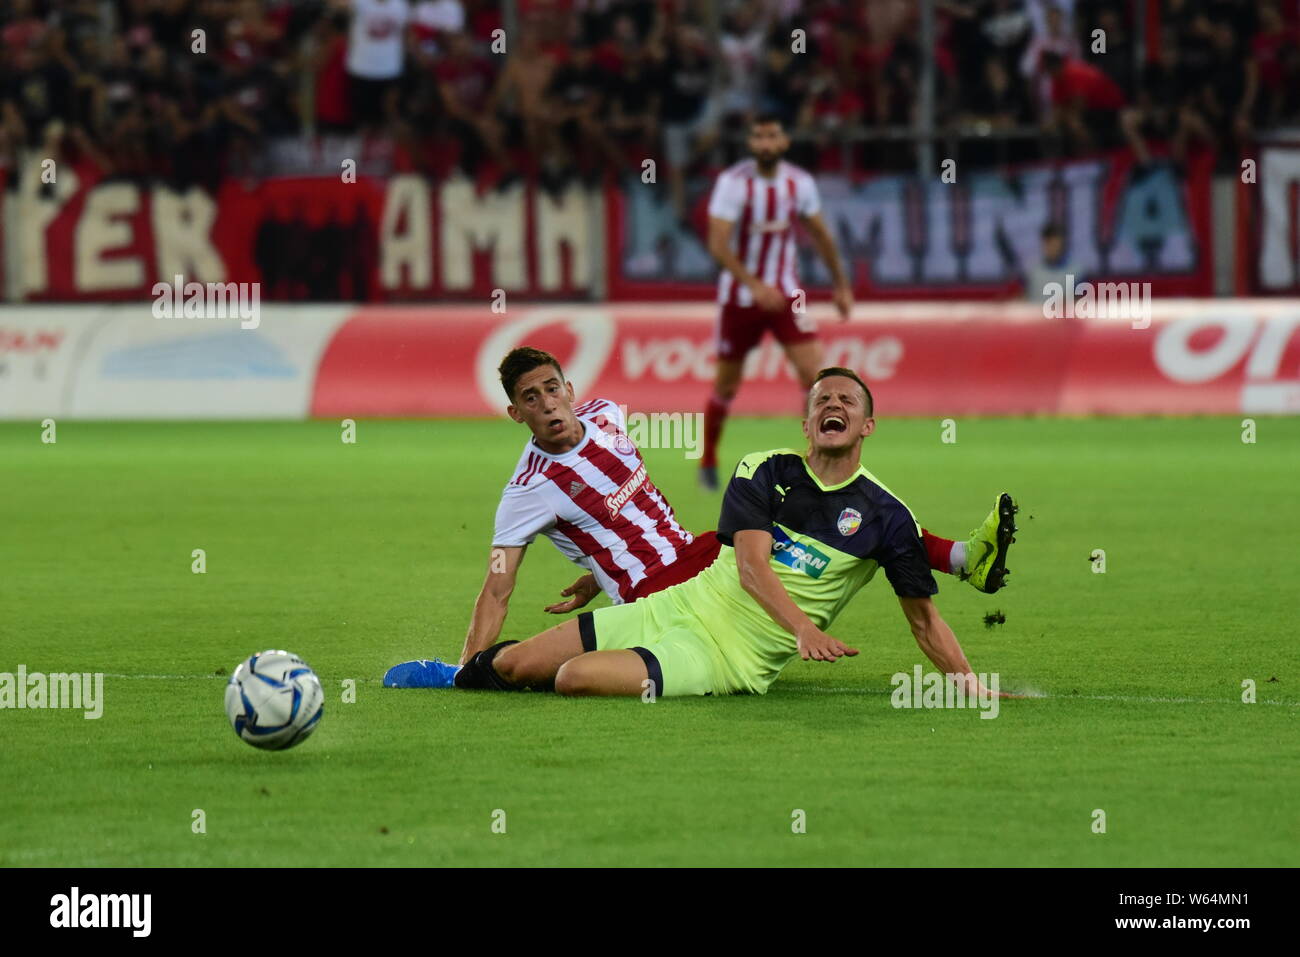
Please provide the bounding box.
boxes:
[701,113,854,490]
[457,347,723,665]
[497,398,697,607]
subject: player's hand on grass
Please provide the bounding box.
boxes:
[749,280,787,312]
[950,672,1026,700]
[796,624,859,662]
[833,282,853,321]
[544,573,600,614]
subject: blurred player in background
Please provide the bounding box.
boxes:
[701,113,854,492]
[383,349,1018,690]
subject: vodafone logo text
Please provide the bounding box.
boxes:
[1154,313,1300,411]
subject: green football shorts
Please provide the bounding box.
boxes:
[576,559,799,697]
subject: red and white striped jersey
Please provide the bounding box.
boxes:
[493,398,695,604]
[707,158,822,307]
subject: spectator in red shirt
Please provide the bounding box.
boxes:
[312,11,354,133]
[1049,55,1125,111]
[1042,50,1130,155]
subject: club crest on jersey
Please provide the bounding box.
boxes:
[837,507,862,536]
[593,418,635,456]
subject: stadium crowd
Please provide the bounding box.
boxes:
[2,0,1298,192]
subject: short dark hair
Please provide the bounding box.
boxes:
[751,111,784,129]
[808,367,874,417]
[498,346,564,402]
[1042,221,1064,240]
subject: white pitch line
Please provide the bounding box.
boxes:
[92,674,1300,707]
[789,687,1300,707]
[101,672,378,681]
[102,673,225,680]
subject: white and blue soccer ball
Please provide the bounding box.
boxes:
[225,650,324,750]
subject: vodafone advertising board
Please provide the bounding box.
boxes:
[2,303,1298,419]
[310,302,1300,417]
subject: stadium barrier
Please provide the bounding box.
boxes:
[3,302,1297,419]
[3,149,1217,303]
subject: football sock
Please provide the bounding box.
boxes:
[453,640,520,691]
[702,394,731,469]
[950,541,967,576]
[920,529,959,575]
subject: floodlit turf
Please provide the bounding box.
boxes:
[1,416,1297,867]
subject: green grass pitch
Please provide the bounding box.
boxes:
[1,416,1297,867]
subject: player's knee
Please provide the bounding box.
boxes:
[492,644,530,686]
[554,657,597,696]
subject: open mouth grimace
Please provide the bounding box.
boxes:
[819,415,847,435]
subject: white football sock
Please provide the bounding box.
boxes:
[950,541,967,576]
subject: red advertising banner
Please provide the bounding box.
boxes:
[7,149,1215,303]
[11,173,592,302]
[309,303,1300,418]
[3,303,1296,419]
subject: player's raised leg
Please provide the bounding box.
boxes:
[958,492,1018,593]
[921,528,964,576]
[918,494,1018,592]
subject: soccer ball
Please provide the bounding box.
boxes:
[224,650,324,750]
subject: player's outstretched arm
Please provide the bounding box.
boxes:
[734,529,859,662]
[897,595,1012,699]
[459,545,526,665]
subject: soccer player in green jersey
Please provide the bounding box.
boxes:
[442,366,1012,701]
